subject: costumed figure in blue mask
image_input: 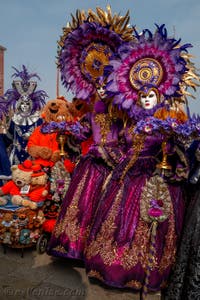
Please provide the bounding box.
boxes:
[2,65,48,165]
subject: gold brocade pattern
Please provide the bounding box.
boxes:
[120,133,146,181]
[158,211,177,273]
[120,212,176,273]
[86,210,176,273]
[87,270,104,282]
[85,187,123,265]
[54,245,67,253]
[127,124,136,137]
[94,113,111,145]
[140,175,177,272]
[125,280,142,289]
[54,168,90,241]
[121,220,152,270]
[89,272,142,290]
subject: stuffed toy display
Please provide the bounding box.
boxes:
[0,207,45,247]
[0,65,48,165]
[27,97,74,167]
[0,160,49,210]
[0,160,36,209]
[0,159,48,248]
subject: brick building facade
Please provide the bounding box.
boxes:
[0,45,6,96]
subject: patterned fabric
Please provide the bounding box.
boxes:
[47,112,124,260]
[164,183,200,300]
[85,134,186,291]
[0,206,45,247]
[0,135,11,186]
[8,118,43,165]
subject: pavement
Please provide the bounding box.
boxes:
[0,245,162,300]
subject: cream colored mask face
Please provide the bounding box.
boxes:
[140,90,158,110]
[96,85,107,99]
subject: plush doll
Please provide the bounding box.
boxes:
[27,97,74,167]
[0,160,32,204]
[0,160,37,209]
[69,97,92,120]
[28,164,49,204]
[0,212,16,244]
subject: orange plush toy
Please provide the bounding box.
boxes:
[27,97,74,167]
[69,97,92,120]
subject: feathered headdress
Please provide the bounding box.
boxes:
[3,65,48,113]
[57,5,135,100]
[106,24,200,112]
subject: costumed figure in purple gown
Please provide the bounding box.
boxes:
[2,65,48,165]
[85,24,198,296]
[47,6,135,260]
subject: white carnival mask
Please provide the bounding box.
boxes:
[96,85,107,99]
[140,90,158,110]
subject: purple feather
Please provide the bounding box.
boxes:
[58,21,124,101]
[2,65,48,112]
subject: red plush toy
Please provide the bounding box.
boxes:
[28,164,49,203]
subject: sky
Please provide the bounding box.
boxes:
[0,0,200,114]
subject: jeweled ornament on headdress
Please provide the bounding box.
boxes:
[57,6,135,100]
[80,43,112,83]
[129,58,163,91]
[107,24,200,112]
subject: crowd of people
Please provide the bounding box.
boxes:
[0,6,200,300]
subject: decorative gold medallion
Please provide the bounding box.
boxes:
[129,58,163,90]
[80,43,111,81]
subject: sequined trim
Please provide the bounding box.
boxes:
[121,220,151,270]
[54,168,90,241]
[158,212,176,273]
[120,133,146,181]
[125,280,142,289]
[86,186,123,265]
[86,188,176,274]
[140,175,171,223]
[94,113,111,145]
[53,245,67,253]
[87,270,104,281]
[140,175,177,272]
